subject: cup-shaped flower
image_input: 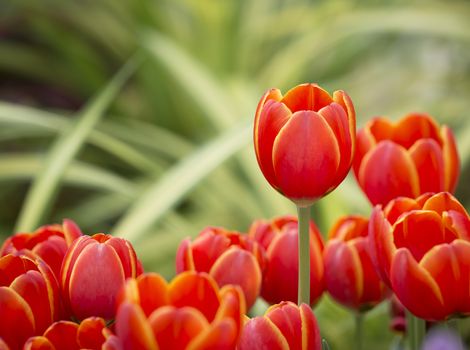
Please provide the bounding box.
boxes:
[60,233,142,320]
[323,215,387,311]
[176,227,264,310]
[0,220,82,281]
[249,216,324,306]
[254,83,356,205]
[0,254,61,350]
[354,113,460,205]
[111,271,245,350]
[238,301,321,349]
[369,192,470,320]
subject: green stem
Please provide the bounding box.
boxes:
[297,205,311,305]
[355,312,364,350]
[407,310,425,350]
[446,318,463,347]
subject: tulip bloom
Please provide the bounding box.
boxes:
[111,271,245,350]
[61,233,142,320]
[369,192,470,320]
[0,254,60,350]
[0,220,82,280]
[249,216,324,306]
[238,301,321,350]
[323,215,386,310]
[176,227,264,309]
[253,83,355,205]
[354,113,460,205]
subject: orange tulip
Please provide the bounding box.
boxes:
[176,227,264,309]
[0,254,60,350]
[61,233,142,320]
[369,192,470,320]
[0,220,82,281]
[111,271,245,350]
[354,113,460,205]
[323,215,387,310]
[248,216,324,306]
[238,301,321,350]
[253,83,356,205]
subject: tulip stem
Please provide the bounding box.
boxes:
[297,205,311,306]
[407,311,425,350]
[355,312,364,350]
[446,318,463,346]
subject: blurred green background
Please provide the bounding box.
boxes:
[1,0,470,348]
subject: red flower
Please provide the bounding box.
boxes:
[369,192,470,320]
[0,254,60,350]
[249,216,324,306]
[111,271,245,350]
[323,215,387,310]
[0,220,82,281]
[254,83,356,205]
[176,227,264,309]
[354,113,460,205]
[60,233,142,320]
[238,301,321,350]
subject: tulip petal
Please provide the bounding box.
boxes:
[189,230,231,273]
[168,272,220,322]
[392,113,441,149]
[383,197,420,224]
[215,285,245,334]
[443,211,470,241]
[237,317,289,350]
[280,84,333,113]
[102,335,124,350]
[175,238,195,273]
[44,321,79,350]
[391,248,445,320]
[105,237,140,278]
[115,302,159,350]
[441,126,460,192]
[266,302,302,350]
[300,303,322,350]
[409,139,445,193]
[62,219,83,246]
[450,240,470,313]
[24,336,56,350]
[358,141,419,205]
[209,247,261,309]
[0,254,36,286]
[421,192,469,217]
[0,338,9,350]
[272,110,340,202]
[136,273,169,317]
[32,236,67,280]
[187,319,237,350]
[77,317,107,350]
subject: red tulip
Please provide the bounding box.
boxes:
[323,215,387,310]
[0,254,60,350]
[111,271,245,350]
[0,220,82,281]
[176,227,264,309]
[253,83,356,205]
[369,192,470,320]
[354,113,460,205]
[248,216,324,306]
[238,301,321,350]
[60,233,142,320]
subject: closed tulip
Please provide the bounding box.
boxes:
[0,220,82,281]
[253,83,355,205]
[324,215,387,311]
[354,113,460,205]
[111,271,245,350]
[369,192,470,320]
[248,216,324,306]
[0,254,60,350]
[238,301,321,350]
[60,233,142,320]
[176,227,264,309]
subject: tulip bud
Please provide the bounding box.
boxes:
[254,83,356,205]
[238,301,321,349]
[369,192,470,320]
[60,233,142,320]
[176,227,264,309]
[354,113,460,205]
[324,215,387,311]
[249,216,324,306]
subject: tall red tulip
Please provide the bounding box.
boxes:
[324,215,387,310]
[249,216,324,306]
[111,271,245,350]
[369,192,470,320]
[0,254,60,350]
[60,233,142,320]
[0,220,82,281]
[238,301,321,350]
[254,83,356,205]
[176,227,264,309]
[354,113,460,205]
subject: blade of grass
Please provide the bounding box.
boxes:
[14,53,141,232]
